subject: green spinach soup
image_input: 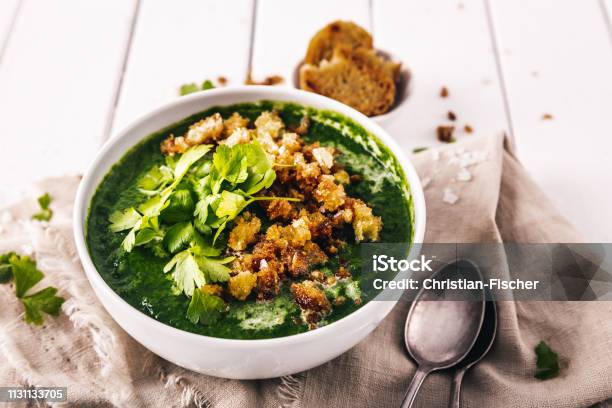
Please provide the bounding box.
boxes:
[87,101,413,339]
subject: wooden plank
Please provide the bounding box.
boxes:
[0,0,137,204]
[371,0,510,154]
[111,0,254,135]
[250,0,370,85]
[0,0,21,61]
[488,0,612,241]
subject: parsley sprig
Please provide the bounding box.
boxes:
[0,253,65,325]
[108,141,297,321]
[534,341,563,380]
[32,192,53,221]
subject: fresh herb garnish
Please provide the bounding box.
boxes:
[32,192,53,221]
[179,83,199,96]
[412,147,428,154]
[0,252,16,283]
[202,80,215,90]
[0,253,65,325]
[179,79,216,96]
[186,287,227,325]
[534,341,562,380]
[108,141,297,319]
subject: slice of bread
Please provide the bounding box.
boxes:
[304,21,373,65]
[334,44,401,83]
[300,45,398,116]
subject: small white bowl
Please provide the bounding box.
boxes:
[73,86,425,379]
[292,50,412,129]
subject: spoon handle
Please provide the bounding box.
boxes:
[400,366,431,408]
[448,367,468,408]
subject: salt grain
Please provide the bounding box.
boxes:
[0,212,13,223]
[431,150,440,161]
[456,168,472,181]
[21,244,34,256]
[443,188,459,204]
[421,177,432,189]
[448,150,487,168]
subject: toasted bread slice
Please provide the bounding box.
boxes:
[304,21,373,65]
[333,44,401,83]
[300,46,397,116]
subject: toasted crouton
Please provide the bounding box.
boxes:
[201,283,224,297]
[223,112,249,136]
[228,271,257,300]
[185,113,224,145]
[311,147,335,172]
[267,199,296,221]
[256,260,281,299]
[228,212,261,251]
[290,281,331,326]
[304,21,373,65]
[221,127,251,147]
[348,198,382,241]
[314,175,346,212]
[334,170,351,185]
[160,135,190,156]
[255,111,284,139]
[265,217,312,248]
[300,45,397,116]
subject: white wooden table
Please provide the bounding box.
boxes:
[1,0,611,241]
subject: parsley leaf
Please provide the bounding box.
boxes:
[179,83,199,96]
[179,80,215,96]
[22,287,65,325]
[160,189,195,223]
[215,191,247,219]
[174,144,212,179]
[534,341,561,380]
[0,252,16,283]
[109,208,142,232]
[202,80,215,90]
[32,192,53,221]
[163,249,206,296]
[138,165,173,194]
[11,255,44,298]
[197,256,234,283]
[236,142,276,194]
[134,228,160,246]
[1,253,65,325]
[186,287,226,325]
[164,222,195,254]
[213,144,248,185]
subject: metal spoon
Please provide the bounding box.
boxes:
[400,260,485,408]
[448,299,497,408]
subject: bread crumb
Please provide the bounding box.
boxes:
[447,111,457,121]
[437,125,455,143]
[245,73,284,86]
[542,113,553,120]
[464,124,474,134]
[217,76,228,85]
[443,188,459,204]
[440,87,449,98]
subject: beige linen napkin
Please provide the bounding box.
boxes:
[1,134,611,407]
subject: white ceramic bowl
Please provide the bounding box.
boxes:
[73,86,426,380]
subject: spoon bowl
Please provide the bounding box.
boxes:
[400,260,485,408]
[448,299,498,408]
